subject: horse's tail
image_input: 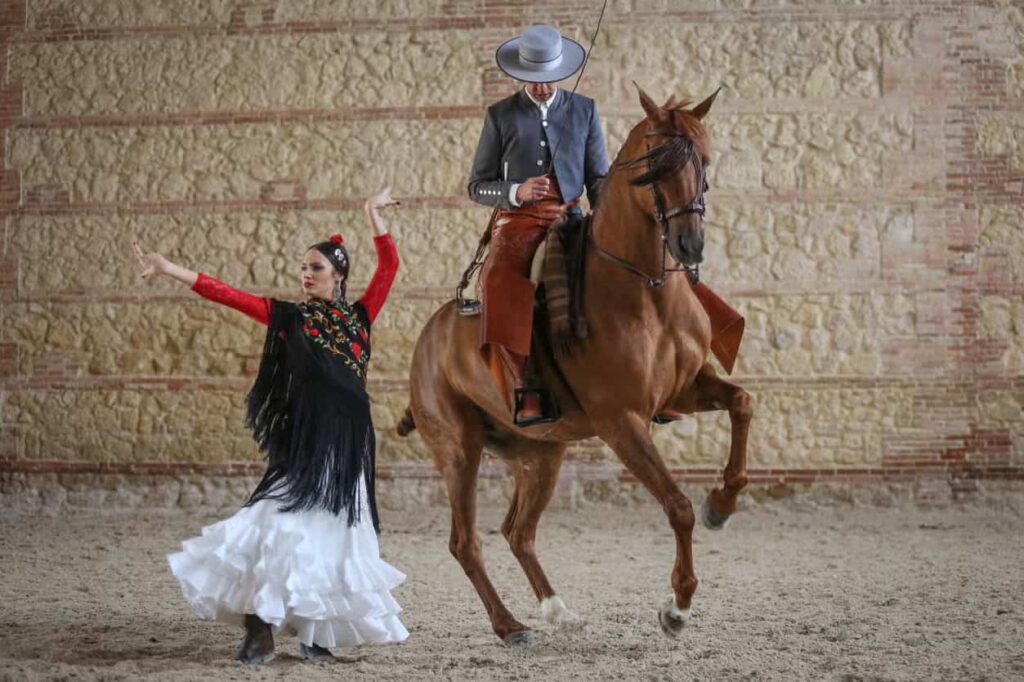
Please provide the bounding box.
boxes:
[396,405,416,437]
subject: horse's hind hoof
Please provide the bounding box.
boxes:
[657,595,692,638]
[503,630,537,648]
[701,498,731,531]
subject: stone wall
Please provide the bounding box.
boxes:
[2,0,1023,507]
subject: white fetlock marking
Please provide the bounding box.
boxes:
[541,596,581,626]
[663,595,692,623]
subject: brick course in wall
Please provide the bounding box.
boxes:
[1,1,1022,504]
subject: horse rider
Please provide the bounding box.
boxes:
[467,24,610,426]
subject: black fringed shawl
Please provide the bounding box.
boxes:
[244,297,379,532]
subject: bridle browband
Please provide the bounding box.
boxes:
[589,127,708,287]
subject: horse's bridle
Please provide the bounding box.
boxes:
[590,129,708,287]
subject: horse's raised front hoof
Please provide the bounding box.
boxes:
[701,498,731,531]
[657,596,692,638]
[503,629,537,648]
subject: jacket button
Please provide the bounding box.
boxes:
[542,121,548,127]
[540,141,546,147]
[536,160,543,166]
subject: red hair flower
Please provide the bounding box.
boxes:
[330,234,344,245]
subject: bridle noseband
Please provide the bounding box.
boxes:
[590,128,708,287]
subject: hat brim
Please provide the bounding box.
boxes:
[495,35,586,83]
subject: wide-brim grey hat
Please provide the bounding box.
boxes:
[495,25,586,83]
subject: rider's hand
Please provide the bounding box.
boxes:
[515,175,552,204]
[132,242,171,280]
[366,186,400,213]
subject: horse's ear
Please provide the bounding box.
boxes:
[690,86,722,120]
[634,81,664,122]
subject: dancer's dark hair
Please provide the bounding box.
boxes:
[310,233,350,299]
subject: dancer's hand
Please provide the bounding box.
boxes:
[132,242,198,286]
[366,186,400,213]
[132,241,170,280]
[365,187,398,236]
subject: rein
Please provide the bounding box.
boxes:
[589,130,707,287]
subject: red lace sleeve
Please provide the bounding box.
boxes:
[192,273,271,326]
[358,234,399,324]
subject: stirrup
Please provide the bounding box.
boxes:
[458,298,481,316]
[652,410,684,425]
[514,388,559,427]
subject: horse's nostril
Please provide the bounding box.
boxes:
[678,234,704,264]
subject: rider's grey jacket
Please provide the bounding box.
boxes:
[467,89,609,209]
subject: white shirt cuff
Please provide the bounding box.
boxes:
[509,183,521,207]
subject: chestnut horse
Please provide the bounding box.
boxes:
[398,87,752,645]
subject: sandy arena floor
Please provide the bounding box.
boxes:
[1,498,1022,681]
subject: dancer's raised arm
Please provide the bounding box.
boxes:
[132,241,271,325]
[358,187,401,324]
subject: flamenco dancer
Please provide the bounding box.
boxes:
[134,188,408,664]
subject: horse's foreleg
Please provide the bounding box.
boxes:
[595,413,697,637]
[675,364,752,529]
[500,441,582,630]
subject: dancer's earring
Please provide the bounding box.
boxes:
[333,280,342,300]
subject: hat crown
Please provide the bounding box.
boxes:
[518,25,563,64]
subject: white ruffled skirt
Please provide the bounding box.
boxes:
[167,486,408,648]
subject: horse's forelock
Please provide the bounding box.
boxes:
[669,109,712,168]
[629,134,696,187]
[671,110,708,147]
[615,111,708,187]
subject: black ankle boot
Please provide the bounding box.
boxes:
[300,642,334,661]
[235,614,275,664]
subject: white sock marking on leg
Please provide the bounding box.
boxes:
[541,596,580,626]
